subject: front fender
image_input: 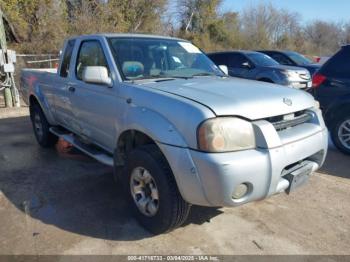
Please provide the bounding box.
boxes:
[118,105,188,148]
[256,71,280,83]
[117,106,213,206]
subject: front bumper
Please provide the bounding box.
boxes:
[158,109,328,207]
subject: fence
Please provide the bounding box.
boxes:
[16,53,60,69]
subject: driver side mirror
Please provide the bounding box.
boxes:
[82,66,112,87]
[241,62,252,69]
[219,65,228,75]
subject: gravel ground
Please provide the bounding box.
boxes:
[0,115,349,255]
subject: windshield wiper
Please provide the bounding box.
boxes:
[191,72,217,77]
[151,75,193,80]
[126,75,192,83]
[168,75,193,80]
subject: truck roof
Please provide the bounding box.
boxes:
[67,33,187,42]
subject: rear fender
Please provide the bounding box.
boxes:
[29,89,56,125]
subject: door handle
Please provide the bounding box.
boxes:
[68,86,76,93]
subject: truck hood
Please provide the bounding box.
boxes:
[141,77,315,120]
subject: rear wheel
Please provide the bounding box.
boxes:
[122,145,191,234]
[30,104,58,148]
[330,114,350,155]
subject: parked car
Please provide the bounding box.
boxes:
[258,50,321,76]
[208,51,312,90]
[312,45,350,155]
[20,34,328,234]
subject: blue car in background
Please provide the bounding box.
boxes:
[208,51,312,89]
[258,50,321,76]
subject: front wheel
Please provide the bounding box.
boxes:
[330,114,350,155]
[122,145,191,234]
[30,104,58,148]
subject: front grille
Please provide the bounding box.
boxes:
[265,110,313,131]
[299,73,310,80]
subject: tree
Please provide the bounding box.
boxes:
[342,23,350,45]
[177,0,234,51]
[0,0,68,53]
[304,20,343,55]
[68,0,166,35]
[1,0,350,55]
[240,3,302,50]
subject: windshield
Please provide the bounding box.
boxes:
[246,53,279,67]
[287,52,313,65]
[108,37,224,80]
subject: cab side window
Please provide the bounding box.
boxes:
[270,53,293,65]
[210,53,227,66]
[76,41,109,80]
[60,40,75,78]
[227,54,249,68]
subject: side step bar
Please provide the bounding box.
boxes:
[50,127,114,167]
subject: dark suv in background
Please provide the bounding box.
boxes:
[312,45,350,155]
[258,50,321,76]
[208,51,311,89]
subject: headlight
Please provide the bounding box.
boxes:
[314,100,320,109]
[280,70,294,78]
[197,117,256,152]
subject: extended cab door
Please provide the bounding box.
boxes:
[54,39,78,129]
[68,39,117,151]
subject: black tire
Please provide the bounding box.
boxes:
[122,145,191,234]
[30,104,58,148]
[330,113,350,155]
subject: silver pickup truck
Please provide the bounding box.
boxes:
[21,34,328,234]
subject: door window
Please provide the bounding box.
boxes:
[60,40,75,77]
[227,54,249,68]
[76,41,109,80]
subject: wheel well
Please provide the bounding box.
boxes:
[115,130,158,167]
[326,103,350,126]
[29,95,40,120]
[258,78,274,83]
[29,95,39,107]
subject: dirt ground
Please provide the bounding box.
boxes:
[0,115,349,255]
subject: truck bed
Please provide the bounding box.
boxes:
[20,68,58,105]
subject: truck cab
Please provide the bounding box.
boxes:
[21,34,328,234]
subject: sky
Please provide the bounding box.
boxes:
[222,0,350,23]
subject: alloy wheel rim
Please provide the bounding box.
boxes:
[338,119,350,150]
[130,167,159,217]
[34,113,43,139]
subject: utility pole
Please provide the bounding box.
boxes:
[0,8,20,107]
